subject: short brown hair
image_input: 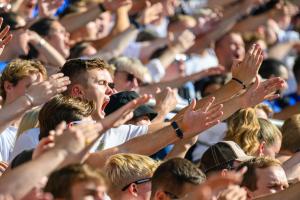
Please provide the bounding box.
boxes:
[238,157,281,191]
[151,158,206,198]
[44,164,107,199]
[281,114,300,153]
[0,59,47,100]
[61,58,114,94]
[38,95,94,140]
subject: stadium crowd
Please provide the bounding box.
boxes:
[0,0,299,199]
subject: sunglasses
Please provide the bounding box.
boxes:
[67,120,96,128]
[121,178,152,191]
[126,73,142,85]
[164,191,179,199]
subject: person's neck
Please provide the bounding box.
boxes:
[3,99,22,127]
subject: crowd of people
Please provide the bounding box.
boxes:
[0,0,299,199]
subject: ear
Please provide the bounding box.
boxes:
[155,190,167,200]
[258,141,266,156]
[128,183,139,197]
[244,187,253,199]
[4,81,14,94]
[221,169,228,177]
[70,84,85,99]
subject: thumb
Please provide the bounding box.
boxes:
[187,99,196,112]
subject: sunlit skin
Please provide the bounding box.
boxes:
[250,166,288,198]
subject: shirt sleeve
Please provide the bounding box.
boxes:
[146,59,166,82]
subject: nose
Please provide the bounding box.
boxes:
[131,77,139,89]
[105,85,113,96]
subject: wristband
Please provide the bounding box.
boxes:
[171,121,184,139]
[98,3,106,13]
[24,93,34,106]
[232,77,247,89]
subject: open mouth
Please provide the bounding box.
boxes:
[101,97,110,113]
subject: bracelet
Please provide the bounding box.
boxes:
[98,3,106,13]
[24,93,34,106]
[37,38,45,48]
[232,77,247,89]
[171,121,184,139]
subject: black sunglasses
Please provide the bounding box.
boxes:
[164,191,179,199]
[121,178,152,191]
[127,73,142,85]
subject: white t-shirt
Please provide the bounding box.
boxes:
[90,124,148,152]
[10,128,40,161]
[192,123,227,162]
[0,126,18,162]
[8,125,148,156]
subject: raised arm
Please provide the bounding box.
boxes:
[173,44,263,121]
[0,73,70,133]
[86,97,223,168]
[60,0,131,33]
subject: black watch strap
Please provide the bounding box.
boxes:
[171,121,184,139]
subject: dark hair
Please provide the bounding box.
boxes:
[60,58,113,94]
[69,41,92,59]
[195,75,227,97]
[293,56,300,84]
[151,158,206,198]
[29,17,56,37]
[44,164,107,199]
[150,46,168,60]
[0,12,21,30]
[259,58,287,79]
[38,95,94,140]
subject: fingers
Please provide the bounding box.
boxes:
[1,33,12,46]
[187,99,196,112]
[0,25,10,40]
[49,73,64,80]
[201,96,215,112]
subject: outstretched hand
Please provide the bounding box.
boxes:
[26,73,71,107]
[240,76,287,109]
[0,17,12,56]
[178,97,223,138]
[231,44,264,87]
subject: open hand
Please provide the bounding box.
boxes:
[179,97,223,138]
[26,73,71,106]
[232,44,264,87]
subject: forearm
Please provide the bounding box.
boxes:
[282,152,300,182]
[86,125,178,168]
[273,103,300,120]
[0,96,32,133]
[268,42,297,61]
[0,148,67,199]
[60,5,102,33]
[232,13,269,32]
[112,7,130,36]
[31,38,66,67]
[92,26,139,61]
[139,39,168,63]
[206,0,236,8]
[164,143,191,160]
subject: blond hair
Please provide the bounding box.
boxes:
[104,153,159,192]
[281,114,300,152]
[17,107,40,138]
[0,59,47,100]
[225,108,261,155]
[109,56,152,83]
[225,108,281,156]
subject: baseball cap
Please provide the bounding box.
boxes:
[200,141,253,173]
[104,91,157,121]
